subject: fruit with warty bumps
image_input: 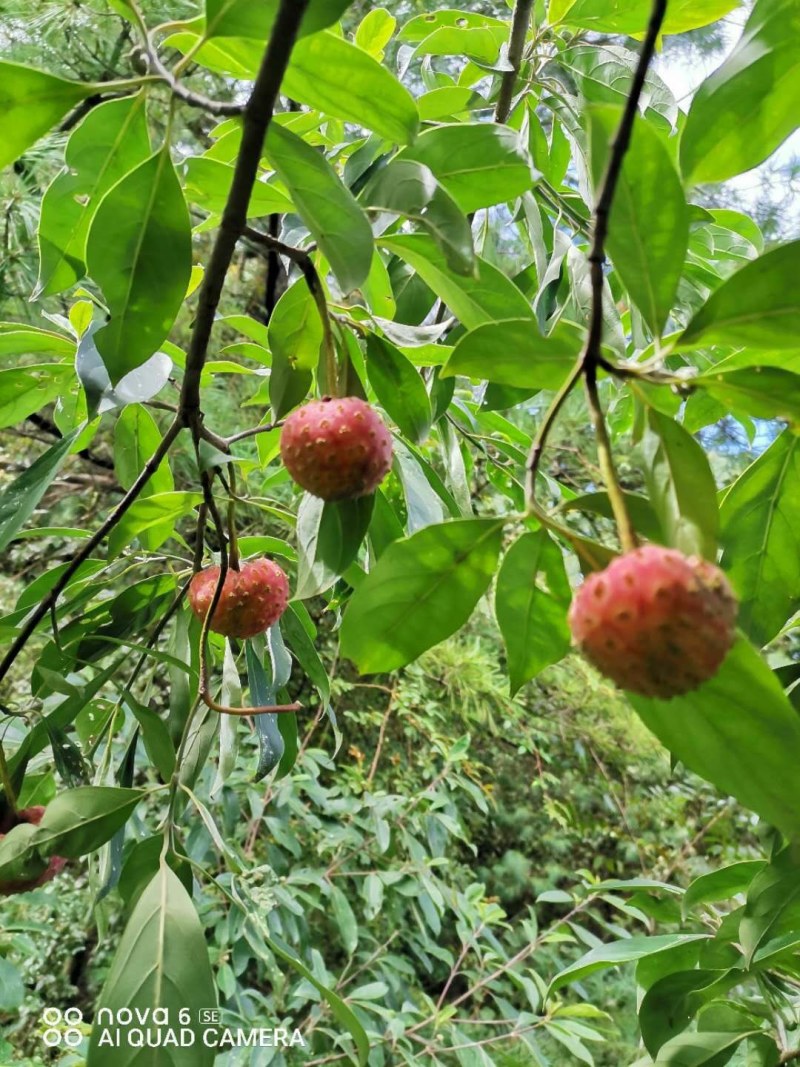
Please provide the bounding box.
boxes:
[0,805,67,895]
[188,557,290,639]
[568,545,738,699]
[280,396,393,501]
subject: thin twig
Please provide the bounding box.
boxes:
[365,688,396,787]
[494,0,534,123]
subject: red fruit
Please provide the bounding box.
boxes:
[188,558,289,639]
[0,806,66,895]
[568,545,737,699]
[280,396,393,501]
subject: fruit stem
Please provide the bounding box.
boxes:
[0,741,17,817]
[585,367,638,554]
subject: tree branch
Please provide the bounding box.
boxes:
[179,0,310,420]
[523,0,667,535]
[495,0,534,124]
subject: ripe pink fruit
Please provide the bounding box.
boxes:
[0,806,66,895]
[188,558,289,639]
[280,396,393,501]
[568,545,737,699]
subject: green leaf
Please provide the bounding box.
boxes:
[264,123,373,293]
[0,365,73,429]
[441,318,580,389]
[330,884,359,955]
[282,603,331,704]
[561,491,663,544]
[558,44,678,129]
[87,864,217,1067]
[340,518,505,673]
[495,530,571,695]
[640,409,719,560]
[114,404,174,497]
[640,970,742,1059]
[588,106,688,334]
[86,149,192,383]
[398,122,538,213]
[246,640,285,780]
[107,491,201,559]
[0,62,95,172]
[679,241,800,351]
[268,278,322,372]
[681,0,800,184]
[0,429,81,552]
[556,0,740,35]
[183,156,292,217]
[356,8,396,56]
[282,32,419,145]
[0,959,24,1012]
[204,0,351,40]
[361,160,474,276]
[629,638,800,839]
[550,934,709,993]
[683,862,765,917]
[653,1030,757,1066]
[695,367,800,425]
[719,430,800,645]
[126,697,176,781]
[31,786,143,858]
[382,234,534,329]
[366,334,431,443]
[296,493,374,599]
[36,94,151,298]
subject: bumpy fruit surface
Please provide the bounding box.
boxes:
[280,396,393,501]
[188,558,289,639]
[568,545,737,699]
[0,805,66,895]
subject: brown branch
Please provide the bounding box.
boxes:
[179,0,310,419]
[523,0,667,532]
[494,0,534,124]
[365,688,396,787]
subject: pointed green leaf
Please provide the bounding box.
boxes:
[557,0,739,35]
[0,62,95,172]
[87,864,217,1067]
[264,123,373,293]
[589,105,688,334]
[0,429,81,552]
[340,518,505,673]
[719,430,800,645]
[87,149,192,383]
[630,638,800,839]
[268,278,322,372]
[204,0,351,40]
[681,0,800,184]
[398,122,539,213]
[365,334,431,443]
[441,318,580,389]
[361,160,474,276]
[640,409,719,560]
[550,935,709,993]
[382,234,534,329]
[36,94,151,298]
[679,241,800,351]
[495,530,571,695]
[283,32,419,145]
